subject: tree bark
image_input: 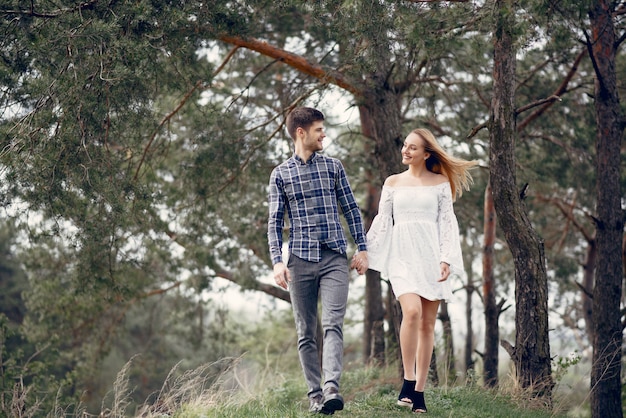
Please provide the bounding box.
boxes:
[429,350,439,387]
[489,0,553,400]
[359,99,404,364]
[362,166,385,365]
[464,270,475,376]
[587,1,624,416]
[439,300,456,383]
[482,181,499,388]
[386,282,403,376]
[364,269,386,365]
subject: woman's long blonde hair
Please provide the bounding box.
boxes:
[412,128,478,200]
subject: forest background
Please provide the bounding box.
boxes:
[0,0,624,417]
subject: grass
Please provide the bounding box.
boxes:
[11,354,584,417]
[139,361,582,418]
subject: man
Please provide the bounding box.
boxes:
[267,107,369,414]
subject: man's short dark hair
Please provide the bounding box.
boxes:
[286,107,325,140]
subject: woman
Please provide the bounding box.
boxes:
[365,128,477,413]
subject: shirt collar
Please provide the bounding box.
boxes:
[293,152,319,165]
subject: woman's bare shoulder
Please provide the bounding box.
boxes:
[383,174,402,187]
[429,172,449,185]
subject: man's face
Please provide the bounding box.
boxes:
[299,120,325,152]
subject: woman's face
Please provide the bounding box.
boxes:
[401,132,430,166]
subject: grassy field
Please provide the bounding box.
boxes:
[144,363,587,418]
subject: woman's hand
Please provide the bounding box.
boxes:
[350,251,369,275]
[438,262,450,282]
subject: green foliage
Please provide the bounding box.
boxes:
[1,0,270,411]
[0,313,74,417]
[0,223,72,415]
[0,0,623,414]
[552,351,582,384]
[0,222,27,326]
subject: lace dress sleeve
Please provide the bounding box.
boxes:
[438,184,465,280]
[367,186,394,275]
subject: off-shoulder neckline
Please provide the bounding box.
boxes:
[384,182,449,189]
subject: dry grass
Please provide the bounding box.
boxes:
[104,357,245,417]
[2,354,592,417]
[2,378,42,418]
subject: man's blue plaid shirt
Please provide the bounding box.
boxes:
[268,152,367,265]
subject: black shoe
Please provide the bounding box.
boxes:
[397,378,415,407]
[411,391,427,413]
[321,387,344,415]
[309,394,324,413]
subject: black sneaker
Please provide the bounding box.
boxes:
[309,394,324,413]
[321,387,344,415]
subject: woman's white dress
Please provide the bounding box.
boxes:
[367,182,465,302]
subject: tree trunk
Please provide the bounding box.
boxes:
[587,1,624,417]
[364,268,386,365]
[482,181,499,388]
[359,101,404,186]
[464,268,476,376]
[386,282,403,376]
[489,0,553,400]
[429,350,439,387]
[439,300,456,383]
[359,100,403,364]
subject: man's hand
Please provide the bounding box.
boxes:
[350,251,369,275]
[273,262,291,289]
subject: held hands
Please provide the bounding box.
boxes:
[350,251,369,275]
[275,251,369,288]
[273,262,291,289]
[439,262,451,282]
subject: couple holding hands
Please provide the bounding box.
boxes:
[267,107,476,414]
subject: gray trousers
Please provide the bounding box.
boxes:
[287,248,349,398]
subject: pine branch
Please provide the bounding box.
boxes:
[517,49,586,132]
[218,34,362,97]
[515,95,562,116]
[134,80,203,181]
[533,193,594,244]
[213,46,240,77]
[1,0,98,18]
[466,121,488,139]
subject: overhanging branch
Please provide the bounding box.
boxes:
[215,268,291,303]
[218,34,362,97]
[163,229,290,303]
[517,49,585,133]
